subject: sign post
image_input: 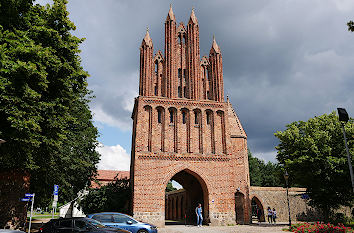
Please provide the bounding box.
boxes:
[52,185,59,219]
[24,193,35,233]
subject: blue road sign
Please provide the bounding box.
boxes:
[25,193,34,197]
[21,198,30,202]
[54,185,59,196]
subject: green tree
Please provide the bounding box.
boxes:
[348,20,354,32]
[0,0,99,227]
[248,150,283,187]
[166,181,177,192]
[274,112,353,219]
[80,176,131,214]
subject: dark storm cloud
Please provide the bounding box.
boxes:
[58,0,354,161]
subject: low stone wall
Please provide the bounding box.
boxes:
[250,186,322,222]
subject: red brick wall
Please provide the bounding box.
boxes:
[0,170,30,229]
[131,7,250,227]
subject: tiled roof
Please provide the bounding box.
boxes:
[91,170,129,189]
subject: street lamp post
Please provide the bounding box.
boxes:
[337,108,354,193]
[284,170,292,227]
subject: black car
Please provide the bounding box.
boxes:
[39,217,131,233]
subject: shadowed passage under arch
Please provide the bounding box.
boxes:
[251,196,265,222]
[165,169,209,225]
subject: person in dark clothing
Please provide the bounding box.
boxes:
[257,207,262,223]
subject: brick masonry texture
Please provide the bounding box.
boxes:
[130,6,250,227]
[0,170,30,229]
[249,187,321,222]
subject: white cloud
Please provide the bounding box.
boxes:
[90,70,138,131]
[96,144,130,171]
[60,0,354,162]
[253,150,278,163]
[92,106,130,131]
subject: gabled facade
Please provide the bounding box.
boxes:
[130,6,250,226]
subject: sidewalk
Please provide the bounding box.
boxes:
[159,224,289,233]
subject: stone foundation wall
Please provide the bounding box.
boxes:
[250,186,322,222]
[133,212,164,227]
[209,212,235,226]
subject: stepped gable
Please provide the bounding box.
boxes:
[227,98,247,138]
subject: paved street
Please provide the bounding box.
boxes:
[158,224,287,233]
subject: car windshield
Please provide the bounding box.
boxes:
[86,219,106,228]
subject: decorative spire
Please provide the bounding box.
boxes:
[166,4,176,21]
[211,36,221,54]
[142,28,153,47]
[189,7,198,24]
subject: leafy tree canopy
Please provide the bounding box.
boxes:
[348,20,354,32]
[80,176,130,215]
[248,150,283,187]
[166,181,177,192]
[274,112,353,215]
[0,0,99,207]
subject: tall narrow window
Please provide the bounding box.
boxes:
[182,111,186,124]
[178,87,182,98]
[155,85,158,96]
[178,68,182,78]
[184,86,187,98]
[169,110,174,123]
[206,112,211,125]
[194,112,199,124]
[158,109,162,123]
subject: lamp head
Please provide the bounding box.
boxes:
[284,170,289,181]
[0,139,6,144]
[337,108,349,122]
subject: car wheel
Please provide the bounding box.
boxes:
[137,230,149,233]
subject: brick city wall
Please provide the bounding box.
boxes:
[249,187,322,222]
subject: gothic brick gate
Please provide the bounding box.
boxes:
[130,6,251,227]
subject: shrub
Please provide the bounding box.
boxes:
[290,222,353,233]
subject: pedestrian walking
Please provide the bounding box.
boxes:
[257,207,262,223]
[272,208,277,224]
[195,203,203,227]
[267,207,273,224]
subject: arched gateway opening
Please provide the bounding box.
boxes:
[251,196,265,223]
[235,192,245,224]
[165,169,209,225]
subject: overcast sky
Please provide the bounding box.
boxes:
[38,0,354,170]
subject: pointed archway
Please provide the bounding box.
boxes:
[235,192,245,224]
[251,196,265,222]
[165,169,209,225]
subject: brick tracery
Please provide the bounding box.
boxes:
[131,6,250,227]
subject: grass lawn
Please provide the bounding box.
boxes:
[27,212,59,220]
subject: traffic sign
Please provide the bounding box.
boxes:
[54,185,59,196]
[25,193,34,197]
[21,198,30,202]
[52,200,57,208]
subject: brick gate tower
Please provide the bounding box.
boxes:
[130,6,250,227]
